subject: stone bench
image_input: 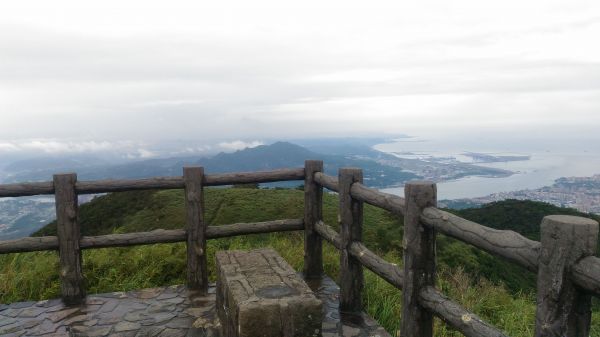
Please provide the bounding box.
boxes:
[216,248,323,337]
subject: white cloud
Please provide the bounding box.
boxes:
[0,143,19,152]
[218,140,264,152]
[0,139,139,154]
[137,149,156,159]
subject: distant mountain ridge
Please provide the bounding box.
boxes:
[2,141,419,188]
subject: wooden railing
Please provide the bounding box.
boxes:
[1,160,599,337]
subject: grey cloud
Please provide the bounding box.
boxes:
[1,10,599,143]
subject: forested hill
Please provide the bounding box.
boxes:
[33,188,600,293]
[453,199,600,241]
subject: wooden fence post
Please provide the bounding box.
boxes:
[184,166,208,293]
[535,215,599,337]
[304,160,324,279]
[402,181,437,337]
[53,173,85,305]
[339,168,364,313]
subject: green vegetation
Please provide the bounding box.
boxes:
[3,189,600,336]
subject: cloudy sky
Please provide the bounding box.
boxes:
[1,0,600,155]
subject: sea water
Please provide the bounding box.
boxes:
[376,137,600,200]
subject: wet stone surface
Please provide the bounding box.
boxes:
[0,277,390,337]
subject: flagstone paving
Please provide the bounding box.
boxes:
[0,277,390,337]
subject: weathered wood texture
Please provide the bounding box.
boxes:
[419,286,509,337]
[0,236,60,253]
[421,207,540,272]
[349,242,403,289]
[78,169,305,193]
[207,219,304,238]
[338,168,364,313]
[535,215,599,337]
[76,177,183,194]
[572,256,600,296]
[350,183,405,215]
[312,221,403,289]
[0,168,305,197]
[312,173,406,215]
[0,181,54,197]
[53,173,85,305]
[204,168,305,186]
[314,221,343,250]
[81,229,185,248]
[402,181,437,337]
[184,167,208,293]
[303,160,324,279]
[313,172,339,192]
[0,219,304,253]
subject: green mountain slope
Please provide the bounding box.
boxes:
[34,187,404,253]
[33,191,600,293]
[454,199,600,240]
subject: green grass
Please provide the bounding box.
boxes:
[3,187,600,336]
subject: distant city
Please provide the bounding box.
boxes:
[441,175,600,214]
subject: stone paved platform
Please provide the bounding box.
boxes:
[0,277,390,337]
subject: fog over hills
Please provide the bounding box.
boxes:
[1,140,512,187]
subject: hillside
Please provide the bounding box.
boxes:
[4,189,600,336]
[448,200,600,292]
[33,187,404,252]
[33,190,600,293]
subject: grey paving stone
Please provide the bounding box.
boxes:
[0,276,390,336]
[47,307,80,323]
[115,321,142,332]
[9,301,36,309]
[135,326,165,337]
[2,308,23,318]
[158,328,187,337]
[19,306,47,318]
[79,325,112,337]
[0,322,23,335]
[0,317,17,327]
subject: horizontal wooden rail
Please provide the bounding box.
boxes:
[76,177,183,194]
[0,181,55,197]
[0,168,305,198]
[314,221,404,289]
[314,221,342,250]
[312,173,406,215]
[0,219,304,254]
[313,172,339,192]
[571,256,600,295]
[419,286,509,337]
[82,229,186,248]
[207,218,304,239]
[349,241,403,289]
[205,168,305,186]
[420,207,540,272]
[351,183,405,215]
[421,206,600,298]
[0,236,59,253]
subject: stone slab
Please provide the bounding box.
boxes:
[216,248,323,337]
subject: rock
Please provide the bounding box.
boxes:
[216,248,322,337]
